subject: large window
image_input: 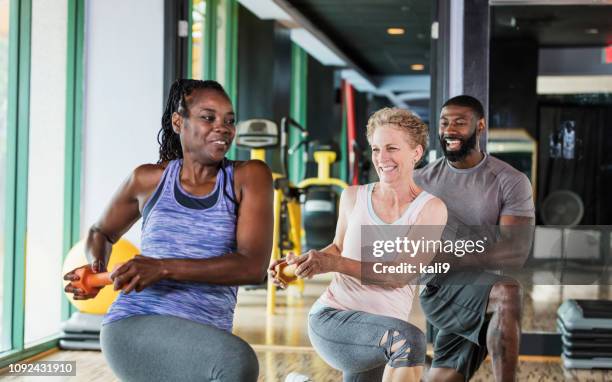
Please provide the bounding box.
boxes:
[0,0,82,364]
[215,0,227,85]
[190,0,236,90]
[191,0,206,79]
[0,0,11,353]
[188,0,237,159]
[23,0,68,345]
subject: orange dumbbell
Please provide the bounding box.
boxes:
[69,266,113,295]
[274,260,298,285]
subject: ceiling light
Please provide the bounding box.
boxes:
[291,29,346,66]
[341,69,376,92]
[411,64,425,71]
[585,28,599,35]
[237,0,291,21]
[387,28,405,35]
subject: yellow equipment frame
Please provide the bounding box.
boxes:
[248,150,304,315]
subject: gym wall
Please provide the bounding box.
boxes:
[235,5,291,169]
[81,0,165,247]
[305,55,339,179]
[305,55,337,143]
[489,38,539,139]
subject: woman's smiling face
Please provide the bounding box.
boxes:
[173,88,236,163]
[370,125,422,184]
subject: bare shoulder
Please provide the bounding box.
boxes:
[419,196,448,224]
[339,185,360,214]
[424,196,446,211]
[131,162,167,196]
[233,160,273,204]
[341,185,359,204]
[233,159,273,183]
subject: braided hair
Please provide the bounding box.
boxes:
[158,79,230,163]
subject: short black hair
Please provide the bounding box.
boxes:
[442,95,484,120]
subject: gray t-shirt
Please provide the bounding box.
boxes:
[414,154,535,278]
[414,153,535,227]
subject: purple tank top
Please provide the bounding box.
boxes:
[103,159,238,331]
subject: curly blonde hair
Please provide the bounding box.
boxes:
[366,108,429,156]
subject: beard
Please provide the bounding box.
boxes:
[439,129,478,162]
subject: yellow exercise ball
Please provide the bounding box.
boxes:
[62,238,139,314]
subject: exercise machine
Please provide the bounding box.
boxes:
[235,119,305,315]
[285,120,347,252]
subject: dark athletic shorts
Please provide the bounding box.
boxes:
[419,271,506,381]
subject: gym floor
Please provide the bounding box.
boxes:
[2,276,612,381]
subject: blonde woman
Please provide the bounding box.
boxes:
[271,108,447,382]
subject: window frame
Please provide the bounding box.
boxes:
[0,0,84,368]
[188,0,238,158]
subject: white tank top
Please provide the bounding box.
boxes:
[318,183,435,322]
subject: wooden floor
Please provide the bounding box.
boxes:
[2,347,612,382]
[522,284,612,332]
[2,276,612,381]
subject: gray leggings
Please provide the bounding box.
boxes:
[308,303,426,382]
[100,315,258,382]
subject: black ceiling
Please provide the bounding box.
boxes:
[283,3,612,76]
[492,5,612,47]
[287,0,433,76]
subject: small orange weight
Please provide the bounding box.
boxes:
[70,267,113,295]
[274,260,297,284]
